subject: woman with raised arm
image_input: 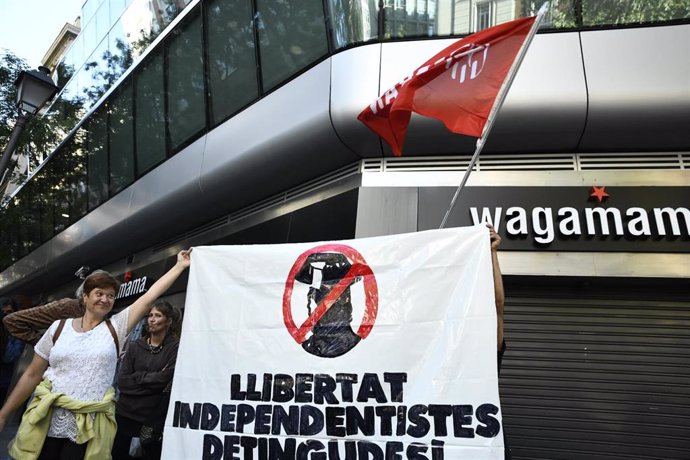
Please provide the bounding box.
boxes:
[0,249,191,460]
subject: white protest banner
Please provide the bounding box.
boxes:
[163,225,504,459]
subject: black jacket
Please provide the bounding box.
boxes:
[116,334,179,424]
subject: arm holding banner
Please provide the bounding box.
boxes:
[126,249,192,333]
[488,225,505,351]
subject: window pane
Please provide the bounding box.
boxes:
[36,165,55,242]
[328,0,378,49]
[83,0,98,25]
[256,0,328,91]
[0,201,20,265]
[166,12,205,150]
[206,0,259,125]
[475,2,493,32]
[52,155,72,234]
[121,0,159,59]
[87,111,109,210]
[56,138,88,228]
[383,0,436,38]
[157,0,191,30]
[96,0,111,45]
[22,181,42,254]
[135,52,166,174]
[110,0,127,28]
[109,82,135,194]
[107,22,134,83]
[582,0,690,26]
[82,17,98,65]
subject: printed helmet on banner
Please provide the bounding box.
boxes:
[295,252,362,358]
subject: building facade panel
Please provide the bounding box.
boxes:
[1,3,689,456]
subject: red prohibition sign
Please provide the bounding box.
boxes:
[283,244,379,344]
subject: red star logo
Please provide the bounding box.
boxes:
[590,186,610,203]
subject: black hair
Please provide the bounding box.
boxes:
[144,300,183,338]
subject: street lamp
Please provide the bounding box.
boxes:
[0,66,59,186]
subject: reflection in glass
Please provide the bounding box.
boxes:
[18,181,40,256]
[83,37,111,108]
[51,140,87,233]
[156,0,192,28]
[110,0,128,29]
[135,52,166,174]
[82,17,99,63]
[35,164,55,243]
[0,201,19,264]
[107,25,136,83]
[120,0,159,60]
[475,1,493,31]
[71,138,89,222]
[166,12,205,150]
[383,0,436,38]
[83,0,99,25]
[256,0,329,91]
[96,0,112,45]
[109,82,135,194]
[329,0,378,48]
[205,0,259,125]
[55,75,86,136]
[86,111,110,210]
[582,0,690,26]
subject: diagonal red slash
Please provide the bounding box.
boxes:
[283,244,378,346]
[292,263,368,343]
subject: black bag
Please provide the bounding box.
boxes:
[139,380,172,460]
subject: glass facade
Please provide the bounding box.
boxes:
[256,0,329,91]
[205,0,259,125]
[166,12,206,150]
[135,52,166,174]
[108,82,135,195]
[0,0,688,270]
[86,112,109,210]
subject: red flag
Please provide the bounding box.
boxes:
[358,16,537,156]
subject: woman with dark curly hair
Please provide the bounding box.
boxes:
[112,300,182,460]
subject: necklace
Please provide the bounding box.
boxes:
[147,337,164,354]
[81,316,103,332]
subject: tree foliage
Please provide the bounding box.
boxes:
[522,0,690,28]
[0,50,83,193]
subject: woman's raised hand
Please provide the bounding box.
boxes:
[177,248,192,268]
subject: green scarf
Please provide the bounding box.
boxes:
[9,379,117,460]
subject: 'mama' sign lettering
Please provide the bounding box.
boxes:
[116,276,149,300]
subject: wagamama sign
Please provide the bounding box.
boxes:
[164,226,504,459]
[470,205,690,244]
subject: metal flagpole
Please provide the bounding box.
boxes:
[439,2,550,229]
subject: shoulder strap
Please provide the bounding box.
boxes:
[52,319,67,344]
[51,318,120,356]
[105,319,120,357]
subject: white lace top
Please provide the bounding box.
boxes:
[34,308,129,441]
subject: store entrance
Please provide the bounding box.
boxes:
[500,277,690,460]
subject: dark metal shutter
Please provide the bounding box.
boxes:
[500,278,690,460]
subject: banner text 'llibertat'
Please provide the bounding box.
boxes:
[172,372,501,460]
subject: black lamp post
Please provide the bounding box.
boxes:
[0,66,59,186]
